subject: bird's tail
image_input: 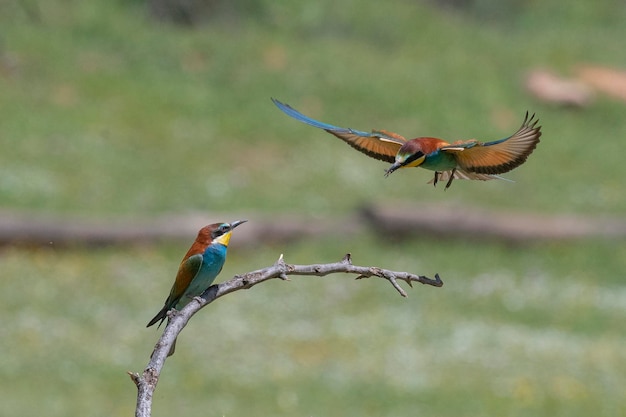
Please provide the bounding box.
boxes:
[428,169,512,184]
[146,305,169,328]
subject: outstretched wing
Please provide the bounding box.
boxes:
[272,98,405,163]
[440,112,541,175]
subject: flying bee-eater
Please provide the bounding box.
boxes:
[147,220,247,356]
[272,98,541,189]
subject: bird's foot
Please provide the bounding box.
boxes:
[433,172,439,187]
[445,168,456,190]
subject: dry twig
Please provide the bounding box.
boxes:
[128,253,442,417]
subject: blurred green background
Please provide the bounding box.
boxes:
[1,0,626,416]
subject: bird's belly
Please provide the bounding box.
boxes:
[420,153,457,172]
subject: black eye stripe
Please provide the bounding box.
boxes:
[212,224,231,239]
[403,151,424,165]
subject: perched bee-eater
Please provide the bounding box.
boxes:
[272,98,541,189]
[147,220,247,356]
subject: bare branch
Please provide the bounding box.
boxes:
[129,253,442,417]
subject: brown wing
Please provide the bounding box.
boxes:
[441,112,541,175]
[146,253,203,327]
[273,98,405,163]
[326,129,405,163]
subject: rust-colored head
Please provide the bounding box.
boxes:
[182,220,247,263]
[195,220,247,247]
[385,137,449,176]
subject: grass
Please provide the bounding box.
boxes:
[2,238,626,416]
[2,0,626,215]
[1,0,626,416]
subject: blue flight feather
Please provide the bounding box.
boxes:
[271,98,373,137]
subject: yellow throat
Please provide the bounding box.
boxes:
[214,231,232,247]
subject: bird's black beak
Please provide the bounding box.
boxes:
[384,162,402,177]
[230,220,248,230]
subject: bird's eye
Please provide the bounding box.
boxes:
[212,224,230,238]
[404,151,424,165]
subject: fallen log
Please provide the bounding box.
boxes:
[360,203,626,244]
[1,204,624,248]
[0,210,360,248]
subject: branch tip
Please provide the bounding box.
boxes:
[422,273,444,287]
[341,253,353,264]
[127,371,141,386]
[274,253,286,267]
[386,274,408,297]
